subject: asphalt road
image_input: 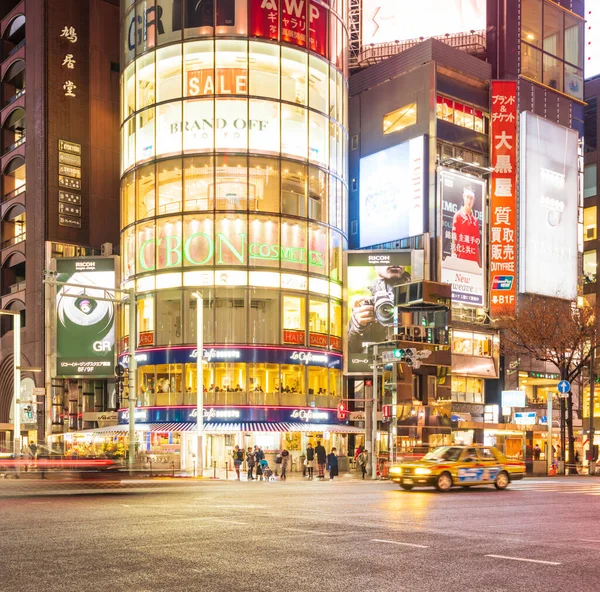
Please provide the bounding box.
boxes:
[2,476,600,592]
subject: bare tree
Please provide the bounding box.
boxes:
[495,296,596,470]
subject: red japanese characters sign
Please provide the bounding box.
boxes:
[281,0,308,47]
[309,0,327,57]
[489,80,517,317]
[249,0,280,40]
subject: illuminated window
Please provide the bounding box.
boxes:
[330,301,342,338]
[184,156,214,211]
[183,40,214,97]
[280,219,307,272]
[585,164,597,198]
[156,216,182,269]
[156,44,182,103]
[309,55,329,114]
[436,95,487,133]
[308,223,328,275]
[249,99,280,155]
[136,53,155,111]
[308,366,328,406]
[184,288,215,344]
[249,288,280,344]
[123,63,136,120]
[249,157,280,214]
[214,288,247,343]
[137,293,155,344]
[584,207,597,241]
[382,102,417,135]
[121,172,136,228]
[280,364,305,403]
[156,290,183,345]
[282,163,307,217]
[584,250,597,284]
[521,0,542,48]
[136,107,155,162]
[136,164,156,219]
[249,216,279,269]
[215,40,248,95]
[157,159,182,215]
[281,47,307,106]
[521,42,542,82]
[156,102,182,158]
[215,155,248,210]
[249,42,280,100]
[309,111,328,165]
[436,96,453,123]
[281,104,308,159]
[308,166,327,223]
[283,295,306,333]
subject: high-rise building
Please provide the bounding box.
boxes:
[116,0,356,471]
[0,0,121,447]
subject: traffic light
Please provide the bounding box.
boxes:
[337,401,348,420]
[392,348,420,368]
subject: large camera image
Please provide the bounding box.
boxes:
[366,288,395,327]
[56,272,115,358]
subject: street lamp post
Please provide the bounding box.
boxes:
[589,347,596,476]
[193,292,204,477]
[128,288,137,473]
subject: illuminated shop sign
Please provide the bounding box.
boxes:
[118,405,340,425]
[187,68,247,96]
[138,231,325,271]
[169,117,270,136]
[119,345,342,369]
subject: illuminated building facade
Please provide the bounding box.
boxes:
[119,0,354,469]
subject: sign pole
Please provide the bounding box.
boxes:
[547,393,553,475]
[590,348,596,476]
[371,344,378,480]
[194,293,204,478]
[128,289,137,474]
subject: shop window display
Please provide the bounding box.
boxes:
[280,364,305,406]
[137,293,155,346]
[137,107,156,162]
[248,363,279,405]
[215,155,248,210]
[249,157,279,213]
[282,163,307,217]
[282,295,306,345]
[281,104,308,160]
[249,42,280,100]
[157,159,183,214]
[281,47,307,105]
[157,101,183,157]
[156,289,183,345]
[184,156,214,211]
[121,172,136,228]
[308,366,328,407]
[136,52,155,111]
[156,45,182,103]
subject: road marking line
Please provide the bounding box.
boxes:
[213,519,247,525]
[283,528,334,536]
[580,539,600,543]
[485,554,561,565]
[372,539,429,548]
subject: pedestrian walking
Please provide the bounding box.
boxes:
[533,444,541,460]
[232,445,244,480]
[280,448,290,480]
[255,445,265,481]
[357,449,368,479]
[327,447,339,480]
[246,446,255,480]
[305,443,315,479]
[315,440,327,479]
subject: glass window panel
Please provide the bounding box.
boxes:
[337,70,345,127]
[214,287,247,343]
[309,223,328,275]
[183,98,214,152]
[137,220,156,272]
[136,0,156,56]
[309,111,328,165]
[309,298,328,334]
[308,367,328,407]
[137,293,155,344]
[183,213,214,267]
[282,104,307,159]
[249,41,280,99]
[215,40,248,95]
[249,287,280,344]
[156,216,183,269]
[383,102,417,135]
[280,365,306,405]
[521,0,542,48]
[281,47,307,105]
[280,219,307,272]
[156,101,182,157]
[185,155,214,210]
[585,164,597,198]
[156,289,183,345]
[157,0,183,45]
[156,45,182,103]
[282,162,307,217]
[248,364,279,406]
[564,64,583,100]
[565,15,583,67]
[215,155,248,210]
[215,214,248,265]
[183,0,215,38]
[250,157,280,213]
[249,99,280,155]
[330,300,342,337]
[184,287,215,344]
[211,363,247,405]
[123,6,136,67]
[136,164,156,219]
[329,229,342,281]
[283,295,306,330]
[123,225,136,281]
[136,53,155,110]
[584,250,597,283]
[543,2,563,60]
[472,335,492,357]
[124,63,136,119]
[308,166,327,223]
[453,102,465,127]
[543,53,563,92]
[329,368,341,399]
[137,107,156,162]
[463,105,474,130]
[584,207,597,241]
[184,40,215,97]
[329,121,338,173]
[521,42,542,82]
[123,117,136,171]
[329,65,338,120]
[249,216,280,269]
[215,98,248,151]
[122,172,136,228]
[157,159,183,215]
[309,55,328,114]
[474,110,485,133]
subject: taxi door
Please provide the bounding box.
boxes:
[457,447,485,484]
[476,447,502,483]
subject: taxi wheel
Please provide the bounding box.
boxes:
[435,471,453,492]
[400,483,414,491]
[494,471,510,490]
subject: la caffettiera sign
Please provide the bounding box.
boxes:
[118,405,338,425]
[139,230,325,272]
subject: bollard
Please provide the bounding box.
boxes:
[213,460,217,479]
[225,463,229,480]
[171,461,175,478]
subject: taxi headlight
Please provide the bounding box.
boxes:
[389,467,402,475]
[414,468,432,475]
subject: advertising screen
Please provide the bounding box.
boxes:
[501,390,526,408]
[362,0,486,47]
[519,113,579,300]
[440,168,486,307]
[586,0,600,79]
[346,250,422,374]
[359,136,424,248]
[56,258,116,378]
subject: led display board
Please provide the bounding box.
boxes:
[519,113,579,301]
[440,168,486,307]
[56,258,116,378]
[501,390,526,408]
[359,136,424,248]
[362,0,486,47]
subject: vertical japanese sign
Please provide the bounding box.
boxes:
[281,0,308,47]
[489,80,517,316]
[249,0,280,40]
[309,1,328,57]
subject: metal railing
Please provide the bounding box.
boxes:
[5,39,25,60]
[1,232,25,249]
[3,87,25,108]
[3,184,25,202]
[2,134,25,156]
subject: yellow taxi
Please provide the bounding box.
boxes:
[388,445,526,491]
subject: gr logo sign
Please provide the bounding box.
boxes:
[93,341,112,352]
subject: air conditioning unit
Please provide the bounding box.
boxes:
[101,242,113,256]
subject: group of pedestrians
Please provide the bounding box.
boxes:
[232,444,268,481]
[303,441,339,480]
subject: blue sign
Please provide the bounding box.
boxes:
[118,405,342,425]
[119,346,342,370]
[557,380,570,394]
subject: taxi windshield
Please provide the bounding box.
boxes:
[422,446,463,462]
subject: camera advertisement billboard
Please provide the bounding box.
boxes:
[362,0,486,47]
[440,168,486,307]
[56,257,116,378]
[519,113,579,300]
[359,136,425,248]
[345,250,418,374]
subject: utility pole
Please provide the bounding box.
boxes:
[590,347,596,476]
[127,288,137,473]
[370,344,378,479]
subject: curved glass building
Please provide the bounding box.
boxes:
[119,0,351,470]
